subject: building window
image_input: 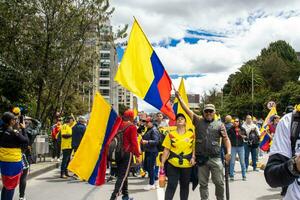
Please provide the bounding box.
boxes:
[100,53,110,59]
[100,89,109,96]
[100,70,110,78]
[100,61,110,69]
[100,80,109,87]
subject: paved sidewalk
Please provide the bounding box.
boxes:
[28,158,59,180]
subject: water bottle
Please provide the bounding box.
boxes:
[159,168,166,188]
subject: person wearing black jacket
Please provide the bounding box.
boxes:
[0,112,29,200]
[141,116,160,190]
[72,117,86,153]
[227,118,247,181]
[264,112,300,200]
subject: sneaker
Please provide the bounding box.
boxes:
[143,184,156,190]
[253,168,259,172]
[19,197,26,200]
[155,180,159,188]
[230,177,234,181]
[243,176,247,181]
[57,158,61,162]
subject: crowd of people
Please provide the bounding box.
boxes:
[0,99,299,200]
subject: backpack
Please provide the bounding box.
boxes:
[291,111,300,156]
[248,129,260,147]
[108,123,133,162]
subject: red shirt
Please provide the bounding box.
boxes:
[120,121,140,157]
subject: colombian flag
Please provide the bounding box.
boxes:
[259,106,277,151]
[172,78,194,131]
[115,19,175,120]
[68,92,122,185]
[0,161,23,189]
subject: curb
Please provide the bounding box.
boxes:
[28,163,59,180]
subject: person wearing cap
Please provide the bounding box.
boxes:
[0,112,29,200]
[72,116,86,153]
[60,117,73,178]
[160,113,195,200]
[110,109,141,200]
[141,116,160,190]
[175,91,231,200]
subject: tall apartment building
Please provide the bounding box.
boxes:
[118,87,134,109]
[99,19,119,112]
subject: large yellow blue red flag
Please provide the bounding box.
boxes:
[259,106,277,151]
[172,78,194,131]
[68,92,122,185]
[115,19,175,120]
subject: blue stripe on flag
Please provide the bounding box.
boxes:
[88,109,118,184]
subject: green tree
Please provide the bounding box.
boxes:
[0,0,125,127]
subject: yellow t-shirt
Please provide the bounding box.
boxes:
[61,124,72,150]
[162,129,194,168]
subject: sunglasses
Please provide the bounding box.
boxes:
[141,120,147,123]
[234,120,239,122]
[204,110,214,113]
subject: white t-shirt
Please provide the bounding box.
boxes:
[270,113,300,200]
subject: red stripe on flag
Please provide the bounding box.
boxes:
[158,71,175,120]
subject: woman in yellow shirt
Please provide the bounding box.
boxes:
[161,113,195,200]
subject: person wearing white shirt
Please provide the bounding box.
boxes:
[264,112,300,200]
[242,115,260,171]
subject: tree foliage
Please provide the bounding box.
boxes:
[217,40,300,119]
[0,0,123,127]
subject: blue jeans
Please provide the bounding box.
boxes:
[144,152,158,185]
[230,146,246,178]
[244,144,257,170]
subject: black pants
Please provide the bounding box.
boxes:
[110,152,132,200]
[19,168,29,198]
[61,149,72,175]
[165,164,192,200]
[52,139,61,159]
[1,187,15,200]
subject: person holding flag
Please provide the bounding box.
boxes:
[259,106,278,152]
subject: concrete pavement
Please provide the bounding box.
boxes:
[19,160,282,200]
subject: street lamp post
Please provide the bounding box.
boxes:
[215,84,224,109]
[251,67,254,116]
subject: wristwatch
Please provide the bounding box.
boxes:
[288,156,300,176]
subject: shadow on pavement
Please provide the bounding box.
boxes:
[80,187,99,200]
[256,193,281,200]
[129,188,150,194]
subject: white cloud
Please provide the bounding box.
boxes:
[110,0,300,112]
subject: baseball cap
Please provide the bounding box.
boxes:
[203,104,216,112]
[176,113,186,120]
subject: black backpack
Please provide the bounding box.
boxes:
[108,124,133,162]
[291,111,300,156]
[248,129,260,147]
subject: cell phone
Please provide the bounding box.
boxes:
[19,115,24,124]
